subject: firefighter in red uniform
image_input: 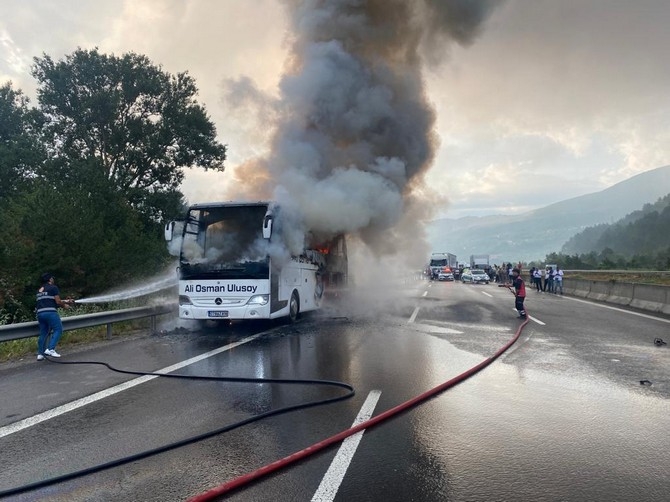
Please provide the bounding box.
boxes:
[510,268,527,319]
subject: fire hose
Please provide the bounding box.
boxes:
[189,314,530,501]
[0,364,354,498]
[1,307,529,499]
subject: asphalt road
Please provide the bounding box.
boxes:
[1,279,669,501]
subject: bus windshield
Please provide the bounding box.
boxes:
[179,204,270,280]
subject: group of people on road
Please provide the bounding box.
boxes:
[505,263,566,320]
[528,266,564,294]
[491,263,519,284]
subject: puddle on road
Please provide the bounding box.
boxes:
[408,356,670,501]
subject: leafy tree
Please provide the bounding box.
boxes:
[0,83,44,200]
[0,179,171,312]
[1,49,225,320]
[31,48,226,222]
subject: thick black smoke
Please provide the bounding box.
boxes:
[225,0,498,267]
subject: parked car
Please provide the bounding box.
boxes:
[438,270,454,281]
[461,268,490,284]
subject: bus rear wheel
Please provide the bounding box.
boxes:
[288,291,300,323]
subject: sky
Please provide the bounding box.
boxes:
[1,0,669,225]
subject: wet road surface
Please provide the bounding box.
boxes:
[1,279,669,501]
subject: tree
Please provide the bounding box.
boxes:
[31,48,226,222]
[0,83,44,200]
[0,179,171,315]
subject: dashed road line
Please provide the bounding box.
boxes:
[312,390,382,502]
[408,307,420,324]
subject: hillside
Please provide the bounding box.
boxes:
[426,165,670,263]
[563,193,670,255]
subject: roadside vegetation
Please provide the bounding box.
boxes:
[563,271,670,286]
[0,298,165,362]
[524,196,670,285]
[1,48,668,360]
[0,48,227,324]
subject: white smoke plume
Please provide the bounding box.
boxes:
[223,0,499,272]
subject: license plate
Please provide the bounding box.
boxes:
[208,311,229,318]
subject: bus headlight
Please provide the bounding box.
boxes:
[179,295,193,306]
[247,294,269,306]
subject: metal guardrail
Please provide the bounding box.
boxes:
[563,269,670,275]
[0,305,175,343]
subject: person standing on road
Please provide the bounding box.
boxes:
[554,266,564,295]
[544,267,553,293]
[509,268,527,319]
[36,273,73,360]
[533,267,542,292]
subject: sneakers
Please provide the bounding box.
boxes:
[44,349,61,358]
[37,354,45,361]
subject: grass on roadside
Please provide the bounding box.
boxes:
[0,318,153,363]
[566,272,670,286]
[0,299,159,363]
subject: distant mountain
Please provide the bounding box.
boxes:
[426,165,670,263]
[562,193,670,256]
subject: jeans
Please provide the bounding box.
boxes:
[547,278,555,293]
[37,311,63,354]
[555,279,563,294]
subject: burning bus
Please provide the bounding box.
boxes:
[164,201,347,323]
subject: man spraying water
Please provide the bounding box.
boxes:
[508,268,527,319]
[36,273,75,360]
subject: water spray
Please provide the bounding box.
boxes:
[75,275,178,304]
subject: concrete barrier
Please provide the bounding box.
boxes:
[607,282,634,307]
[564,278,669,315]
[586,280,611,302]
[564,279,590,299]
[630,283,670,314]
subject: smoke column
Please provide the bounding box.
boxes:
[223,0,498,271]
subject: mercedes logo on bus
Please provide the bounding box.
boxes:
[215,298,222,305]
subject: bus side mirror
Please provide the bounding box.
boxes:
[263,214,273,239]
[164,221,175,241]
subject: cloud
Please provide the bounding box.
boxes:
[425,0,670,214]
[0,29,30,75]
[2,0,668,231]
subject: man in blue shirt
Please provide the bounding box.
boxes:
[36,273,73,360]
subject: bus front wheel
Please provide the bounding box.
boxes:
[289,291,300,323]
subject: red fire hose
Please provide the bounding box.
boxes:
[189,315,530,501]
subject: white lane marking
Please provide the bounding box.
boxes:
[529,315,546,326]
[510,309,545,325]
[422,291,428,297]
[481,291,493,298]
[563,295,670,324]
[408,307,420,324]
[312,390,382,502]
[413,324,464,335]
[0,334,264,439]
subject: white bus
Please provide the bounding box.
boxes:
[164,201,347,323]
